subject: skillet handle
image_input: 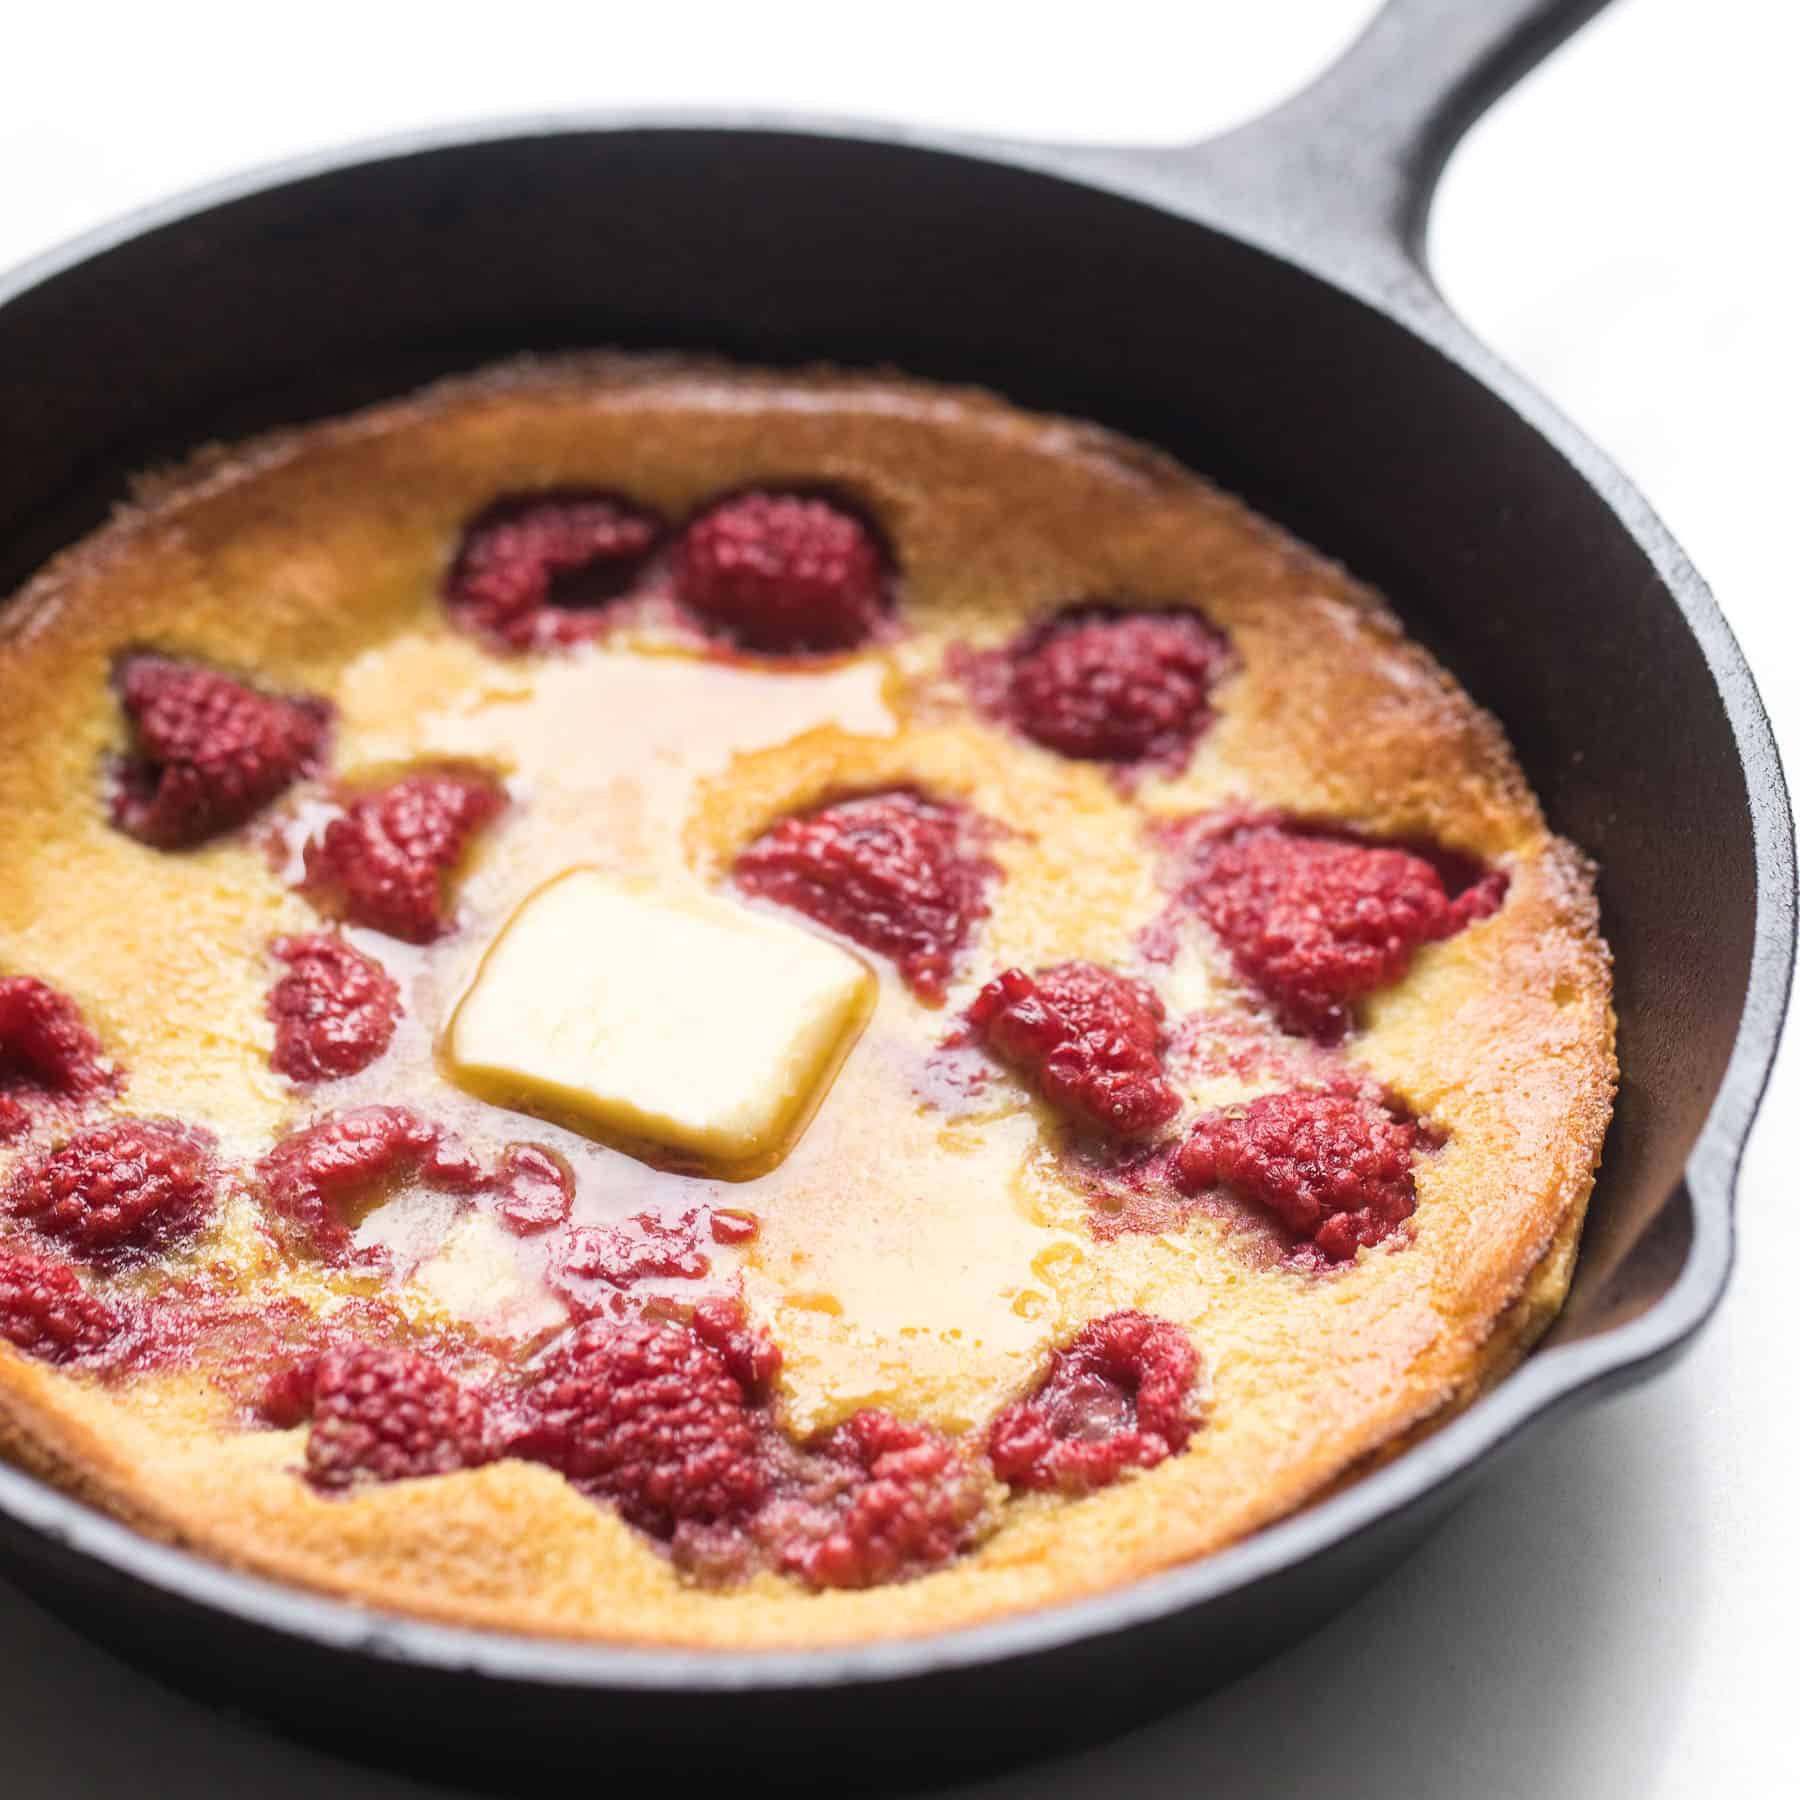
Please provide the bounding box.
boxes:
[1103,0,1613,301]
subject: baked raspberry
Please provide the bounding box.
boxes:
[511,1317,767,1535]
[110,654,328,849]
[1004,607,1228,766]
[735,790,991,1002]
[300,767,505,944]
[690,1293,782,1394]
[490,1143,573,1235]
[0,1244,120,1363]
[304,1342,490,1491]
[5,1118,217,1264]
[1176,821,1506,1042]
[550,1211,710,1317]
[1174,1088,1420,1261]
[265,934,401,1083]
[241,1295,418,1425]
[256,1358,323,1430]
[988,1311,1199,1494]
[257,1106,482,1260]
[446,491,662,650]
[0,977,118,1140]
[708,1208,758,1246]
[968,962,1180,1139]
[1453,866,1512,924]
[771,1409,986,1590]
[673,492,887,653]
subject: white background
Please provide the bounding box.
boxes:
[3,1,1796,1793]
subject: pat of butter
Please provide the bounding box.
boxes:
[448,868,873,1173]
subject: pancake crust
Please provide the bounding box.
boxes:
[0,354,1614,1647]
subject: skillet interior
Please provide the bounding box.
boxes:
[0,127,1776,1781]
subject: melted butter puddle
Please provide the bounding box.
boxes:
[343,640,902,902]
[298,639,914,1344]
[739,1048,1062,1435]
[289,635,1083,1425]
[343,638,896,793]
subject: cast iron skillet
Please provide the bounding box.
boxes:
[0,0,1790,1786]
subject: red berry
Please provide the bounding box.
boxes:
[0,1243,120,1363]
[5,1118,217,1265]
[690,1293,782,1394]
[266,934,401,1083]
[257,1357,323,1429]
[0,977,119,1140]
[1177,821,1504,1043]
[239,1296,415,1424]
[988,1311,1199,1494]
[550,1211,710,1318]
[1006,607,1228,766]
[735,790,991,1002]
[1174,1088,1420,1261]
[968,962,1180,1139]
[446,491,662,651]
[1453,867,1511,926]
[489,1143,574,1235]
[674,492,887,653]
[708,1208,759,1246]
[110,654,328,848]
[256,1105,482,1261]
[304,1342,490,1491]
[300,767,505,944]
[771,1408,986,1590]
[511,1317,768,1536]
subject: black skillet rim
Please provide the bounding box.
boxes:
[0,108,1790,1695]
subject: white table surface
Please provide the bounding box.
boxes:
[3,1,1796,1793]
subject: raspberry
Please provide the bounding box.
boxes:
[300,767,505,944]
[0,1243,120,1363]
[708,1208,759,1246]
[1178,821,1505,1042]
[968,962,1180,1139]
[257,1358,323,1429]
[446,491,662,651]
[303,1342,490,1491]
[673,492,887,653]
[1006,607,1228,766]
[1174,1088,1420,1261]
[511,1317,768,1535]
[550,1211,710,1318]
[490,1143,573,1235]
[239,1295,415,1424]
[256,1105,482,1261]
[0,977,118,1140]
[1454,867,1511,924]
[265,934,401,1083]
[690,1293,782,1394]
[735,790,991,1002]
[5,1118,217,1265]
[110,654,328,849]
[988,1311,1199,1494]
[770,1409,986,1590]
